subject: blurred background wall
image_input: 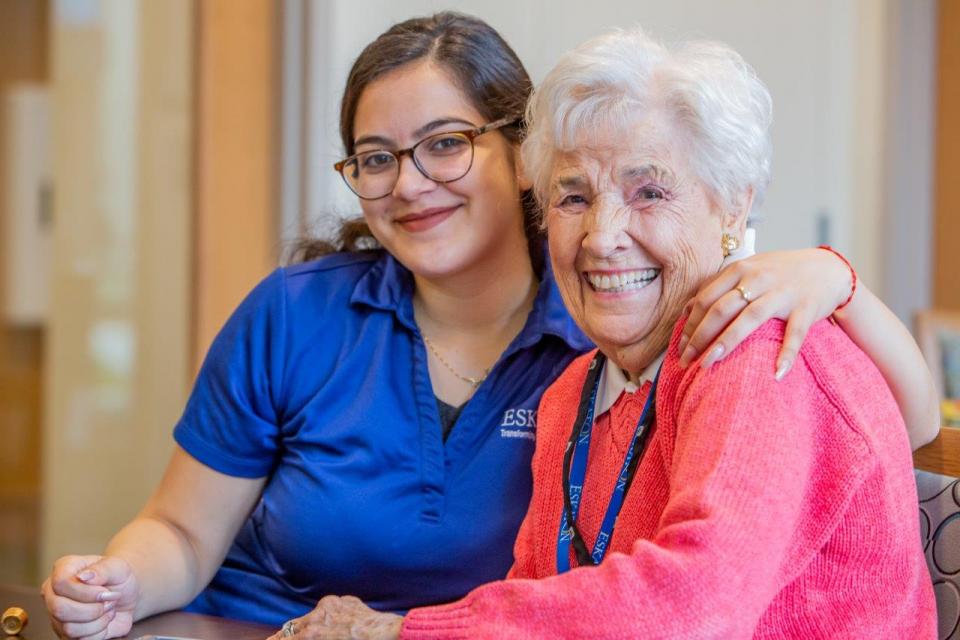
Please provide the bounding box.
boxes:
[40,0,194,578]
[0,0,48,584]
[0,0,955,586]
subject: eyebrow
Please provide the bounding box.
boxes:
[552,162,676,192]
[620,163,674,183]
[554,174,588,190]
[353,117,479,150]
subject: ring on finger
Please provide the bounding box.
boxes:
[735,285,754,303]
[281,619,297,637]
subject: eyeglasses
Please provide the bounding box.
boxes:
[334,117,517,200]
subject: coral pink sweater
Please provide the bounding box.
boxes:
[401,319,936,639]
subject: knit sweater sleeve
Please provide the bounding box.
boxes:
[400,324,873,639]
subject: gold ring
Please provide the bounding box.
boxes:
[735,285,754,302]
[281,620,297,637]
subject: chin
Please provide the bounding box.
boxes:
[583,317,655,352]
[390,241,469,276]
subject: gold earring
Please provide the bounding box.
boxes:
[721,233,740,257]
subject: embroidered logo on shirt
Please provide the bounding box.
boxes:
[500,408,536,440]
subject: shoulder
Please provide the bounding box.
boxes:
[212,251,392,360]
[662,317,897,448]
[543,350,597,399]
[537,349,599,435]
[282,251,382,294]
[276,250,396,316]
[284,249,381,276]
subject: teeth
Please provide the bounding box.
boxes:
[586,269,659,292]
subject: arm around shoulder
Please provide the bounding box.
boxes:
[832,282,940,450]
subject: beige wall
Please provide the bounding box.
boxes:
[42,0,193,567]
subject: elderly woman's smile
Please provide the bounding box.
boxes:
[546,113,732,377]
[583,267,660,293]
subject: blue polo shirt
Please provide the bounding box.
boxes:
[174,250,591,626]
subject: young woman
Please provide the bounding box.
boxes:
[41,12,937,640]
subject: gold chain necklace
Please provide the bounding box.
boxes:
[422,334,491,388]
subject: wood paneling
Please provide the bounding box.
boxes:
[934,0,960,309]
[914,427,960,477]
[193,0,278,371]
[0,0,48,84]
[0,0,47,585]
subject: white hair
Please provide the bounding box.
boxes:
[522,27,773,214]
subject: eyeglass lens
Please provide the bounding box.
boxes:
[340,131,474,199]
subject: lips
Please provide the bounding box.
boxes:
[394,206,459,232]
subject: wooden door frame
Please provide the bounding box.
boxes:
[192,0,280,371]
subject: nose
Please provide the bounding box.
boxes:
[581,196,631,259]
[391,152,437,201]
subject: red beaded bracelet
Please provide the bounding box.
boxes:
[817,245,858,311]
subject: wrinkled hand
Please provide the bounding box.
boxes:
[41,555,140,639]
[266,596,402,640]
[679,248,852,377]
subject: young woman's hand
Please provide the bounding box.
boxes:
[41,554,140,639]
[679,248,852,378]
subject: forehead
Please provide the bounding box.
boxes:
[549,110,688,183]
[353,61,485,138]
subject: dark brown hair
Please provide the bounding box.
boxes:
[289,12,542,267]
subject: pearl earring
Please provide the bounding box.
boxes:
[721,234,740,257]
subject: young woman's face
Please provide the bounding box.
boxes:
[351,61,530,280]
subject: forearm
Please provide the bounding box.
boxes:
[833,283,940,450]
[101,448,264,622]
[104,513,213,621]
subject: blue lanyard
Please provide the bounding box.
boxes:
[557,352,660,573]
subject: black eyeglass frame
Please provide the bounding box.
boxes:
[333,116,519,200]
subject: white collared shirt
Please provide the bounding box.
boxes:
[592,228,757,417]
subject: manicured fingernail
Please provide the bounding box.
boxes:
[680,344,697,367]
[701,343,725,368]
[678,334,689,353]
[77,570,95,582]
[97,591,122,602]
[103,601,115,612]
[775,359,791,381]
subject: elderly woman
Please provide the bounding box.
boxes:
[273,27,937,640]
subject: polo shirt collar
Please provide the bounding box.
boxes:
[515,251,593,352]
[593,227,757,416]
[349,251,418,331]
[348,249,592,352]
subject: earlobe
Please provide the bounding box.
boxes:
[518,171,534,192]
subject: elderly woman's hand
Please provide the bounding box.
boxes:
[679,247,853,377]
[268,596,402,640]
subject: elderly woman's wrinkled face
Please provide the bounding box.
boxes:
[546,110,732,374]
